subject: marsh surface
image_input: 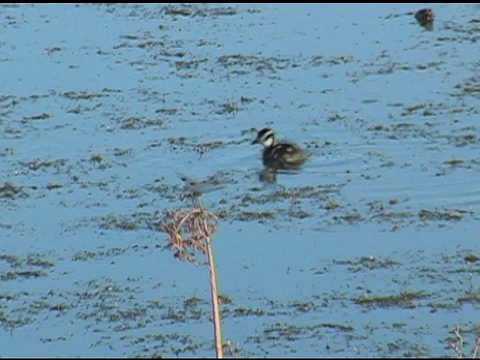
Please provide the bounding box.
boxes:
[1,3,479,357]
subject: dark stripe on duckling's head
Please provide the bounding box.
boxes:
[252,128,275,146]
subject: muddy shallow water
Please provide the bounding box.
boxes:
[1,3,479,358]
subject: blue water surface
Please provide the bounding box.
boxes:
[1,3,479,358]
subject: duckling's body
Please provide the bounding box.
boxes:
[252,128,308,170]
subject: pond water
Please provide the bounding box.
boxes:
[1,3,479,358]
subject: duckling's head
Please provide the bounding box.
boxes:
[252,128,275,147]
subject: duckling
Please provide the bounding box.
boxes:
[251,128,308,170]
[414,8,435,30]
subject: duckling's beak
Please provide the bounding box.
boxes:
[251,138,259,145]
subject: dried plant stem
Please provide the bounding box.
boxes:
[162,196,223,358]
[206,235,223,358]
[198,198,223,358]
[473,335,480,358]
[450,326,464,358]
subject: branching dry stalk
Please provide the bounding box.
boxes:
[448,325,480,359]
[450,325,465,358]
[473,335,480,359]
[161,196,224,358]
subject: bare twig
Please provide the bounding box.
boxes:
[161,194,223,358]
[450,325,465,358]
[472,335,480,358]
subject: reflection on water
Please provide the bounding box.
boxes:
[259,167,277,184]
[257,166,309,187]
